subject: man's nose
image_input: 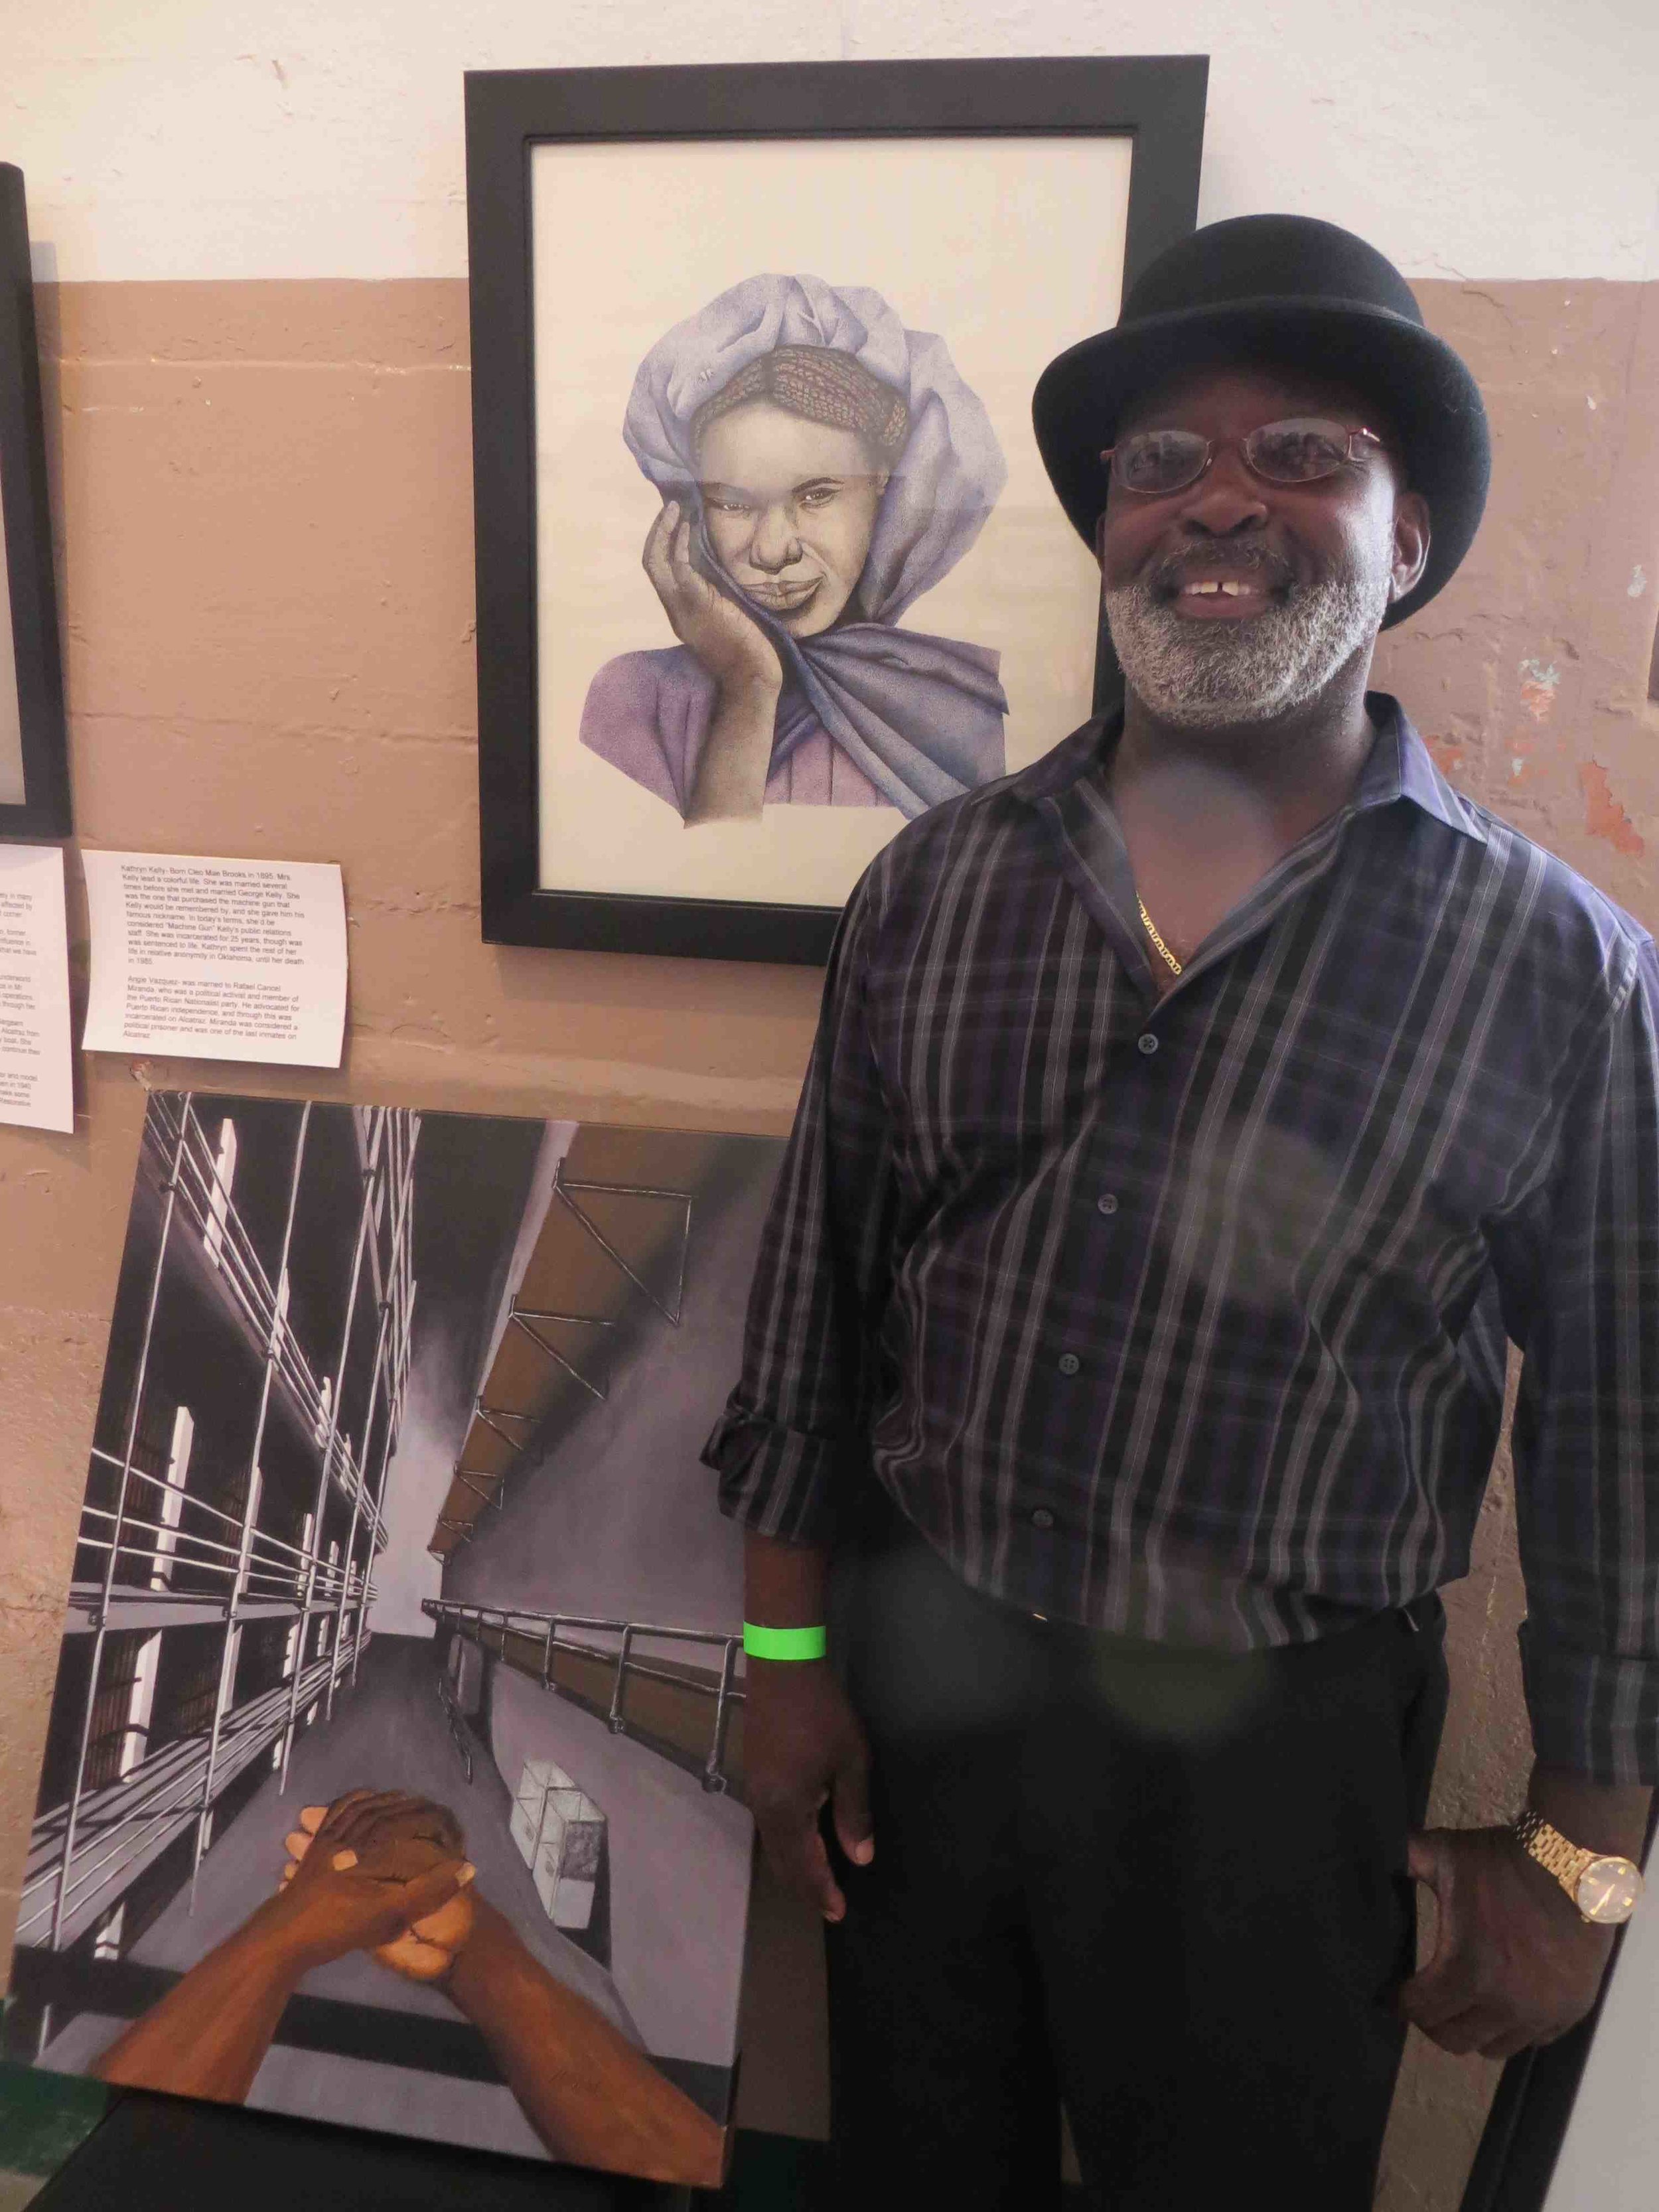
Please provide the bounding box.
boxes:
[1178,451,1270,538]
[749,503,802,571]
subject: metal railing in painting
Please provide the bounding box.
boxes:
[29,1093,419,1960]
[436,1667,476,1784]
[422,1597,745,1799]
[70,1449,372,1617]
[143,1093,404,1543]
[427,1157,693,1552]
[16,1637,362,1954]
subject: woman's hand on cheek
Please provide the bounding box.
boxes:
[643,500,782,701]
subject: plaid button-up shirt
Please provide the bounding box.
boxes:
[705,697,1659,1783]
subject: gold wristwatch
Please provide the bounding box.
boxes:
[1512,1810,1644,1925]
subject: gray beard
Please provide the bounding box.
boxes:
[1103,559,1392,731]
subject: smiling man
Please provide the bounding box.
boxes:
[705,217,1659,2209]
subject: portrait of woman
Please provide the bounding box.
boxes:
[579,273,1011,825]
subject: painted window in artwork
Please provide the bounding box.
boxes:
[116,1632,161,1780]
[92,1901,125,1962]
[82,1630,149,1789]
[202,1117,238,1267]
[294,1510,315,1603]
[161,1634,222,1743]
[232,1465,263,1597]
[148,1404,194,1591]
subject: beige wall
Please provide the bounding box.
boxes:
[1,271,1656,2205]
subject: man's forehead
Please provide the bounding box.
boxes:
[1118,357,1378,430]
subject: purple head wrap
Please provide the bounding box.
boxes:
[619,273,1010,816]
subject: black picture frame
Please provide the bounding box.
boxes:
[0,162,70,842]
[467,56,1208,964]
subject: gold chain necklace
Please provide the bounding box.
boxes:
[1137,895,1183,976]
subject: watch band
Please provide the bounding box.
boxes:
[1510,1810,1645,1926]
[1512,1808,1595,1897]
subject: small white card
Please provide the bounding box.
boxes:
[0,842,75,1132]
[82,851,347,1069]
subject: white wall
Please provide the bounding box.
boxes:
[4,0,1656,282]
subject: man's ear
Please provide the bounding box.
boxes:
[1390,490,1431,605]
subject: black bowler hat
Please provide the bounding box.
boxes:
[1032,214,1490,628]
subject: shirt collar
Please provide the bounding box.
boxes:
[1011,692,1489,849]
[1351,695,1488,844]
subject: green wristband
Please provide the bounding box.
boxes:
[743,1621,828,1661]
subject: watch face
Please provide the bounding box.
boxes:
[1576,1856,1644,1925]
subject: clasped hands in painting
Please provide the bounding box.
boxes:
[94,1786,725,2187]
[273,1788,478,1982]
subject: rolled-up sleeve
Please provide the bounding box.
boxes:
[703,863,897,1544]
[1494,935,1659,1782]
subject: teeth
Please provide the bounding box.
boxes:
[1221,580,1246,597]
[1184,581,1221,595]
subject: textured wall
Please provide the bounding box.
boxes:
[6,3,1654,281]
[1368,273,1659,2209]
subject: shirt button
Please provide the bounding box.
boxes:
[1057,1352,1080,1376]
[1031,1507,1055,1530]
[1096,1192,1119,1215]
[1137,1033,1159,1056]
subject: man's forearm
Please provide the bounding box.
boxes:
[94,1901,304,2100]
[1526,1763,1652,1862]
[744,1528,830,1627]
[447,1899,724,2184]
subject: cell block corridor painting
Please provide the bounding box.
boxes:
[5,1093,779,2188]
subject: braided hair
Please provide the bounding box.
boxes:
[691,345,909,463]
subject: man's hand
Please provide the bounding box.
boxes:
[267,1789,474,1974]
[1400,1825,1615,2059]
[745,1659,873,1923]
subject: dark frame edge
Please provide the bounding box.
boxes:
[0,161,72,842]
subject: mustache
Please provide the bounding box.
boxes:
[1146,544,1300,599]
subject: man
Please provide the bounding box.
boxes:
[704,216,1658,2207]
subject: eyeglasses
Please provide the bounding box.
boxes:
[1100,418,1387,497]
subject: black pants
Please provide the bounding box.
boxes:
[822,1497,1449,2210]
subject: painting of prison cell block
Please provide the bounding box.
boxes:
[6,1094,777,2188]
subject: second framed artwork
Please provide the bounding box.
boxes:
[1,162,71,841]
[469,59,1208,962]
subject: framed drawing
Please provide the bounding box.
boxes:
[7,1090,778,2191]
[1,162,70,840]
[469,56,1208,962]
